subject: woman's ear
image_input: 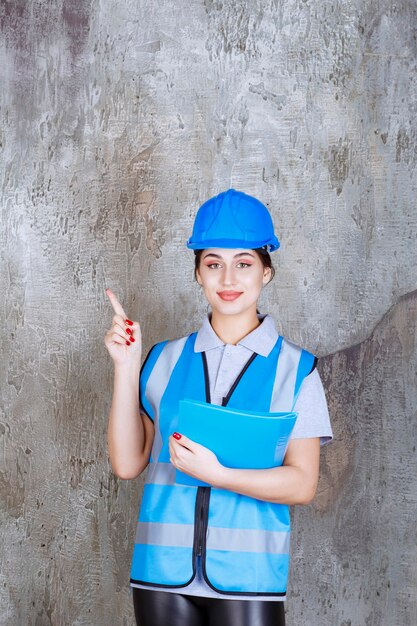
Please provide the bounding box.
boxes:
[195,268,203,286]
[262,267,272,285]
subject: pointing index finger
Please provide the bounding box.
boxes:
[105,288,127,319]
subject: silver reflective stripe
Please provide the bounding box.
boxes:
[270,339,301,412]
[146,462,176,485]
[135,522,194,548]
[135,522,290,554]
[207,526,290,554]
[146,336,188,461]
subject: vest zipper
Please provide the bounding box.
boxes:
[194,352,257,576]
[195,486,210,557]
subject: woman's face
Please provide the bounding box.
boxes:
[195,248,272,316]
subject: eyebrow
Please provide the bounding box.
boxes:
[202,252,256,260]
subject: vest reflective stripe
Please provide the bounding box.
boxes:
[206,526,290,554]
[270,338,302,411]
[135,521,290,554]
[146,462,177,485]
[136,522,194,548]
[144,336,188,462]
[131,331,315,594]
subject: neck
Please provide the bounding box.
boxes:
[209,308,262,345]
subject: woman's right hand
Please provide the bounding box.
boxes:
[104,288,142,367]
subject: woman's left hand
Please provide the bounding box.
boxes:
[169,433,224,486]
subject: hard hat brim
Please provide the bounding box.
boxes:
[186,237,280,252]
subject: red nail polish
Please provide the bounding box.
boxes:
[173,432,182,440]
[126,328,132,335]
[125,319,133,326]
[126,340,131,346]
[130,337,135,342]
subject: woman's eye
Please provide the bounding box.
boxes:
[205,262,252,269]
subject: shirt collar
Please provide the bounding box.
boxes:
[194,313,279,357]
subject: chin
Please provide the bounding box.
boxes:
[212,300,255,316]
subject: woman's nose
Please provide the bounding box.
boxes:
[222,265,237,285]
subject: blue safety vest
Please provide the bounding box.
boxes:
[130,331,316,596]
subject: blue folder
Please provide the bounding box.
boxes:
[174,399,297,487]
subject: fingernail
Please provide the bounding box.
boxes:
[126,328,132,335]
[130,337,135,342]
[173,432,182,440]
[126,340,131,346]
[125,319,133,326]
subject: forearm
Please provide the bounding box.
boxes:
[212,464,318,505]
[107,362,148,479]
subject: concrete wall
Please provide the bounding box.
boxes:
[1,1,416,624]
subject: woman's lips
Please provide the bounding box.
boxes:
[217,291,243,301]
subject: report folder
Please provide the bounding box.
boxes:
[174,399,297,487]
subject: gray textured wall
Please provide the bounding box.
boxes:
[1,1,416,624]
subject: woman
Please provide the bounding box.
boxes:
[105,189,333,626]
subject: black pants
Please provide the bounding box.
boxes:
[133,588,286,626]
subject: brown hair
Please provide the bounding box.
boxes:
[193,247,275,284]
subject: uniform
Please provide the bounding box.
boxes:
[130,314,332,600]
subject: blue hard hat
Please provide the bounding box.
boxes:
[186,189,280,252]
